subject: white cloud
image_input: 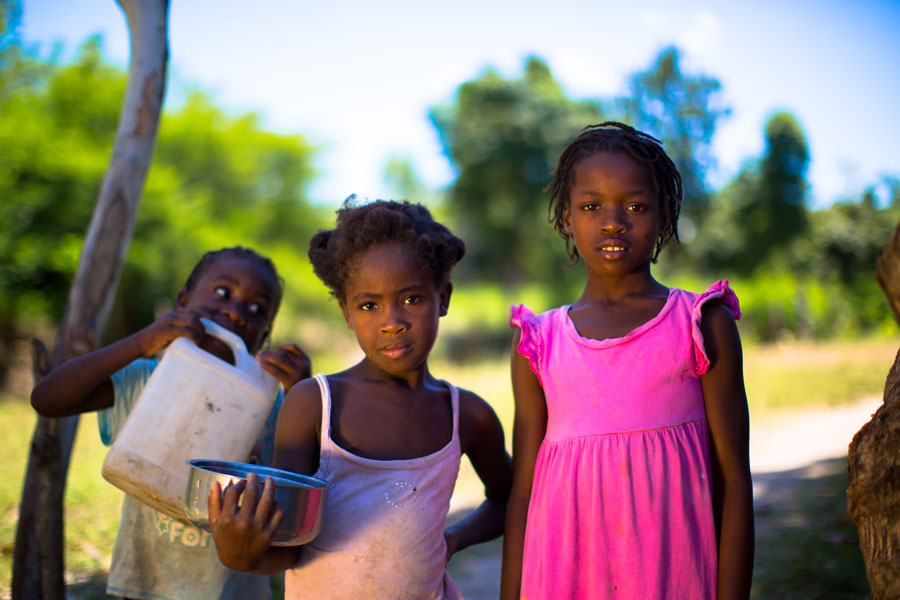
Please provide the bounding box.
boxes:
[678,10,723,57]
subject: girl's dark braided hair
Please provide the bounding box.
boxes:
[308,196,465,299]
[183,246,284,320]
[547,121,682,263]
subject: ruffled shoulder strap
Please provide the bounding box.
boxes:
[510,304,543,385]
[690,280,741,376]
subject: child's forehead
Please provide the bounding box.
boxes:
[345,243,436,287]
[196,255,278,290]
[357,243,424,270]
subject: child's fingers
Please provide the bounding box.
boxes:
[265,506,286,538]
[256,475,278,524]
[221,478,248,514]
[280,343,310,360]
[257,348,312,387]
[257,476,286,536]
[238,472,263,519]
[208,481,223,525]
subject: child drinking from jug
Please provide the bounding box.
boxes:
[32,246,311,600]
[207,198,513,599]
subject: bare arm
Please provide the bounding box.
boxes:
[444,389,512,558]
[209,377,322,574]
[499,332,547,600]
[701,303,754,599]
[30,308,207,417]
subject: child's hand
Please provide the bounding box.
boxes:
[208,473,284,572]
[132,308,207,357]
[257,343,312,391]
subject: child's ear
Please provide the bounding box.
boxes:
[562,204,573,234]
[338,299,354,330]
[175,287,190,308]
[439,282,452,317]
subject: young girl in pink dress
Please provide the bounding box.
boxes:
[500,122,754,599]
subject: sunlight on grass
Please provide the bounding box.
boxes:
[743,338,896,413]
[1,397,123,589]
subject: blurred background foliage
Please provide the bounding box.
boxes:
[1,7,898,389]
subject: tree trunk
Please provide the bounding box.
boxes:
[11,2,168,598]
[847,220,900,599]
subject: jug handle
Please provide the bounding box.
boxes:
[199,318,258,373]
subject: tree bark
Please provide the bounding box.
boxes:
[12,2,168,598]
[847,219,900,599]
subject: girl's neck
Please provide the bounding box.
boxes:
[575,270,667,308]
[353,358,435,391]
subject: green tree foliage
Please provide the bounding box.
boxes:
[620,47,729,225]
[0,36,324,385]
[0,38,125,383]
[430,57,602,285]
[693,112,810,275]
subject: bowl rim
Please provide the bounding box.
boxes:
[186,458,334,489]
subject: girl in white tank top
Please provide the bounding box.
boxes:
[208,199,513,599]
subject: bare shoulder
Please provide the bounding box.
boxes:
[700,301,742,367]
[455,386,504,452]
[701,298,739,328]
[279,377,322,425]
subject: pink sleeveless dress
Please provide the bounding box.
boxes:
[511,281,740,599]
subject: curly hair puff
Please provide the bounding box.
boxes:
[308,196,466,298]
[547,121,682,264]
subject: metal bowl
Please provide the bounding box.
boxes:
[184,459,334,546]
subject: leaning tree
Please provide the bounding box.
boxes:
[847,220,900,599]
[12,1,169,598]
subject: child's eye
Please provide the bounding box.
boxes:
[214,286,230,299]
[627,203,647,213]
[359,301,376,311]
[580,203,599,212]
[248,302,263,315]
[403,295,421,305]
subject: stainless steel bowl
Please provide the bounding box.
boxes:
[184,459,334,546]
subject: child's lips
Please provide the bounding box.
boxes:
[380,344,412,359]
[596,240,630,257]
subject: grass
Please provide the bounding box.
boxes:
[2,338,895,598]
[742,338,896,412]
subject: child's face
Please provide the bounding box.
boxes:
[339,243,449,378]
[564,151,662,278]
[177,256,279,354]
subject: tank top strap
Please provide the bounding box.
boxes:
[443,380,460,448]
[312,373,332,451]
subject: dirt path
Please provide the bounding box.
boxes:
[749,395,881,474]
[447,396,884,600]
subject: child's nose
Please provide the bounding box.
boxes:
[600,207,628,233]
[220,300,247,325]
[380,306,408,334]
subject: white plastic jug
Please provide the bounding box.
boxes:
[101,318,280,522]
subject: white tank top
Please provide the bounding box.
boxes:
[285,373,464,599]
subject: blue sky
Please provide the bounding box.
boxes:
[18,0,900,209]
